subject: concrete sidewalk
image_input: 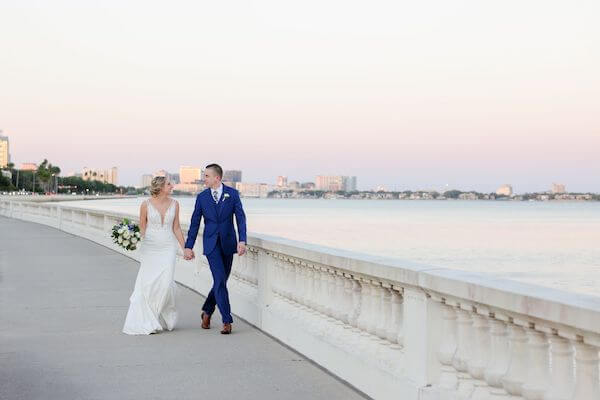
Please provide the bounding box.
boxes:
[0,216,366,400]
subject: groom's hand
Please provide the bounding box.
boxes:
[184,248,195,260]
[237,242,247,256]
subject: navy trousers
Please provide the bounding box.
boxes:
[202,238,234,324]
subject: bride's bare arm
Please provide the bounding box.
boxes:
[139,201,148,238]
[172,201,186,251]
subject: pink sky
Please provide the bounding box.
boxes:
[1,0,599,191]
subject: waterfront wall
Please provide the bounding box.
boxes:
[1,199,599,400]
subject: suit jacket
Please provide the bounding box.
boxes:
[184,185,247,255]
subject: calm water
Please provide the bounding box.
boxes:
[61,197,600,296]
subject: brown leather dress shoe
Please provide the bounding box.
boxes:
[221,323,232,335]
[201,312,211,329]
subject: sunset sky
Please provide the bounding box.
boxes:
[1,0,599,192]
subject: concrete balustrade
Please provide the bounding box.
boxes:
[2,199,600,400]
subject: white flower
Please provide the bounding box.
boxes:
[135,232,141,238]
[123,231,131,239]
[118,228,124,234]
[118,237,123,243]
[131,237,138,244]
[123,240,130,247]
[224,193,230,198]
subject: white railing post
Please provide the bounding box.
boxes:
[437,300,459,391]
[572,341,600,400]
[403,286,437,387]
[521,325,550,400]
[544,332,574,400]
[470,309,491,399]
[502,321,528,396]
[257,249,274,328]
[484,314,511,397]
[454,306,475,399]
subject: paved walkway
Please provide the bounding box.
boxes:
[0,216,366,400]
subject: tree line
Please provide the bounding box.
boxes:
[0,160,124,194]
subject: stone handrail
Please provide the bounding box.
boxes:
[1,199,598,400]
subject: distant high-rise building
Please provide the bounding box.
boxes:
[179,166,202,184]
[0,133,10,168]
[141,174,153,188]
[153,169,168,178]
[20,163,37,171]
[223,170,242,183]
[153,170,179,184]
[551,183,566,194]
[288,181,300,190]
[345,176,358,192]
[277,176,288,187]
[235,182,270,198]
[82,167,118,185]
[496,184,513,196]
[316,175,357,192]
[301,182,316,190]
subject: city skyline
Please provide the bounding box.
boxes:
[1,1,599,192]
[2,150,597,195]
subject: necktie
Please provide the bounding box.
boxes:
[213,190,219,203]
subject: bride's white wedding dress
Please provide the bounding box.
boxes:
[123,199,178,335]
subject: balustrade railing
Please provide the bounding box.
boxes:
[1,198,599,400]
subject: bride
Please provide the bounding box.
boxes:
[123,176,187,335]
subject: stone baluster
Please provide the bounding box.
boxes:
[347,277,363,347]
[271,255,281,297]
[454,305,476,399]
[283,259,293,301]
[376,283,391,340]
[368,280,381,336]
[484,314,512,397]
[572,340,600,400]
[357,278,371,333]
[470,309,492,400]
[502,320,528,397]
[303,265,314,310]
[521,324,551,400]
[377,282,392,346]
[289,263,304,318]
[297,264,310,312]
[315,267,332,335]
[341,273,353,326]
[389,286,404,348]
[326,269,338,322]
[326,271,346,344]
[333,271,345,322]
[316,267,327,316]
[300,265,318,332]
[543,331,574,400]
[357,279,376,356]
[291,262,301,304]
[437,300,459,391]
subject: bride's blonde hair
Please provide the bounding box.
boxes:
[150,176,167,197]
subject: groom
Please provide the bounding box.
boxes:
[184,163,247,335]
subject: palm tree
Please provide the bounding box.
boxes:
[36,159,61,193]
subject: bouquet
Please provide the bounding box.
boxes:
[111,218,141,251]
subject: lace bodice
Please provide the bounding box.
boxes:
[146,199,176,230]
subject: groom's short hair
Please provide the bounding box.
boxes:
[205,163,223,178]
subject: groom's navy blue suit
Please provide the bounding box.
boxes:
[185,184,247,324]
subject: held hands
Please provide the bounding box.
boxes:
[237,242,247,256]
[184,248,195,261]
